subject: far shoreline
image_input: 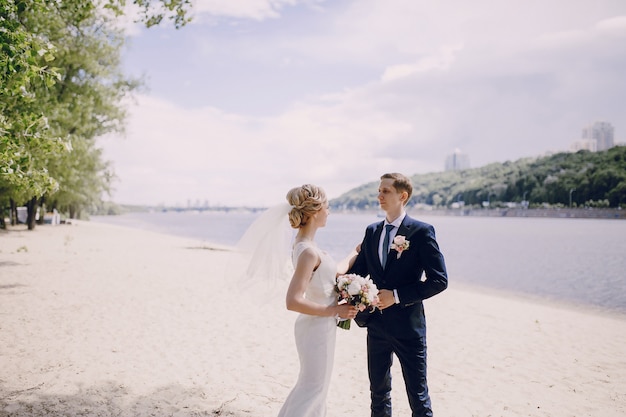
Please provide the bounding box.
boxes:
[407,206,626,220]
[108,205,626,220]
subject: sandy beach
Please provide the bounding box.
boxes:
[1,220,625,417]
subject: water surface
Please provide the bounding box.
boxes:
[92,211,626,313]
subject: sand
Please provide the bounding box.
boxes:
[1,220,625,417]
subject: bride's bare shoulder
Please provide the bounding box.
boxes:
[292,241,321,265]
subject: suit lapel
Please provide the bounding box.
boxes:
[372,221,385,274]
[385,217,414,269]
[396,218,413,239]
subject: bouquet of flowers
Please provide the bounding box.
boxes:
[335,273,380,330]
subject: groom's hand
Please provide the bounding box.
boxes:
[378,289,396,310]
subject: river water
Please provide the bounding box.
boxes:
[91,210,626,313]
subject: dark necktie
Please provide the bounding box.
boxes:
[382,224,394,267]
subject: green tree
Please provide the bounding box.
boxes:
[1,0,192,229]
[1,0,64,228]
[331,147,626,210]
[23,0,139,219]
[104,0,192,28]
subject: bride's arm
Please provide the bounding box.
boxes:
[286,248,356,319]
[336,243,361,276]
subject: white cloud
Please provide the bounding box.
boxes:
[596,15,626,34]
[192,0,315,21]
[100,91,413,206]
[104,0,626,206]
[381,44,464,82]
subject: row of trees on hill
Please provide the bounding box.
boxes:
[0,0,191,229]
[331,146,626,210]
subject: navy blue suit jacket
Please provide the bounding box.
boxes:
[349,215,448,338]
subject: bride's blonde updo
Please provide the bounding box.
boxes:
[286,184,327,229]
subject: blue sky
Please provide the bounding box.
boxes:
[99,0,626,207]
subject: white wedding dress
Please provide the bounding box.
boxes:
[277,241,338,417]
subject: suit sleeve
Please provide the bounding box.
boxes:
[397,224,448,304]
[348,229,370,278]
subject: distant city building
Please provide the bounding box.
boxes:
[445,148,470,171]
[581,121,614,151]
[570,138,597,152]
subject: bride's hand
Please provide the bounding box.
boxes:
[336,304,358,319]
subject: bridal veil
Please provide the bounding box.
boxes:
[235,203,295,291]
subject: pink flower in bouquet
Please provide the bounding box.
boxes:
[335,273,380,329]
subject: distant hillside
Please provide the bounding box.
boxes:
[331,146,626,209]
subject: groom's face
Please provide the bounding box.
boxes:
[378,178,405,214]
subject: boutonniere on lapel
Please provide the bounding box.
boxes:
[390,235,410,258]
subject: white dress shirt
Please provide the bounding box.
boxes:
[378,211,406,264]
[378,211,406,304]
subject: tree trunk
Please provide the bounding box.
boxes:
[37,196,46,225]
[26,197,37,230]
[9,199,17,226]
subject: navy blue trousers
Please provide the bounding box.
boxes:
[367,330,432,417]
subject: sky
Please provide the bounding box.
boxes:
[98,0,626,207]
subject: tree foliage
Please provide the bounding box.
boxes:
[331,146,626,210]
[1,0,192,228]
[1,0,63,210]
[105,0,192,28]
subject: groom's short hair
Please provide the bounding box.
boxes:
[381,173,413,204]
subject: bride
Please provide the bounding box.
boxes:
[237,184,358,417]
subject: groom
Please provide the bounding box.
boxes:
[349,172,448,417]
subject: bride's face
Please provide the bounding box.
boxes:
[314,201,330,228]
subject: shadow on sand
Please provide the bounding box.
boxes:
[0,381,252,417]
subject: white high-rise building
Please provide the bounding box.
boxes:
[445,148,470,171]
[570,139,597,152]
[582,121,614,151]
